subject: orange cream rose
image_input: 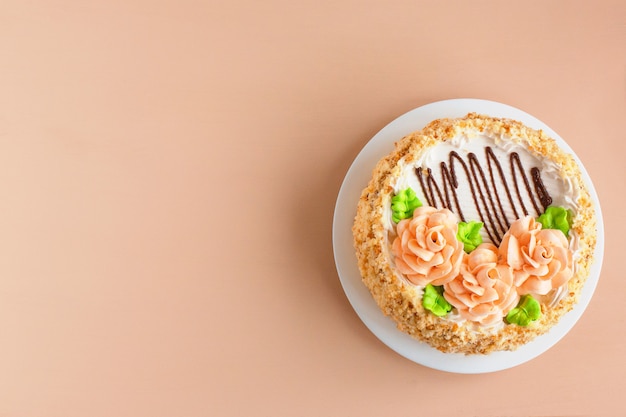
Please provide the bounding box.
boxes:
[499,216,574,296]
[443,243,520,326]
[391,206,464,286]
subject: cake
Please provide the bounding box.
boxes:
[352,113,597,354]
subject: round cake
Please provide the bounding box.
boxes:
[352,113,597,354]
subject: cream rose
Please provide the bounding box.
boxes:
[443,243,520,326]
[499,216,574,296]
[391,206,464,286]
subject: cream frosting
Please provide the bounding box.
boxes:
[386,131,580,241]
[500,216,574,296]
[383,128,581,329]
[391,206,464,286]
[443,243,520,326]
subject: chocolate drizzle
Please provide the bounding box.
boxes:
[416,146,553,245]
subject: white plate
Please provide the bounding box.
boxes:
[332,98,604,374]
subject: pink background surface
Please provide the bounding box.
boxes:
[1,1,624,416]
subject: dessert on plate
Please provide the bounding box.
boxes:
[352,113,596,354]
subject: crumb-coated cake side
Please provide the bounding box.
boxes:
[352,113,596,354]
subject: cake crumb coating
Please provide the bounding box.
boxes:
[352,113,596,354]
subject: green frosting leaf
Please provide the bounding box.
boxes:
[537,206,573,237]
[422,284,452,317]
[457,221,483,252]
[391,188,422,223]
[505,294,541,326]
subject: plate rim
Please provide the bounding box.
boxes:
[332,98,605,374]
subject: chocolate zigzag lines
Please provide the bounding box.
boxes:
[415,147,553,245]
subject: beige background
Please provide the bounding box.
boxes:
[1,1,624,416]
